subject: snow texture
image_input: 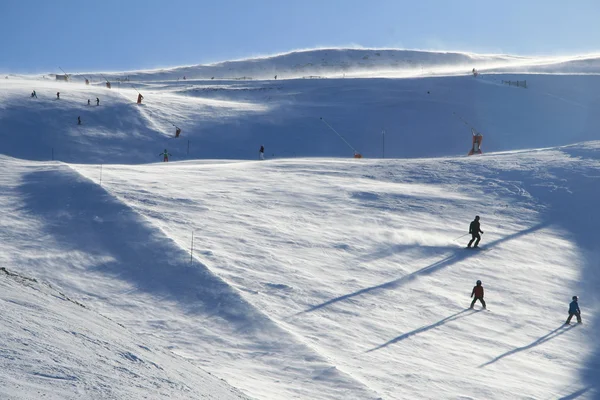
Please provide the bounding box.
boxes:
[0,48,599,399]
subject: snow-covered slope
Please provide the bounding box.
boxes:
[0,159,251,400]
[0,48,599,399]
[71,145,600,400]
[2,70,600,163]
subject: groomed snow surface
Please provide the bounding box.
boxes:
[0,49,599,399]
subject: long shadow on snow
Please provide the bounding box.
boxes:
[17,167,266,332]
[479,324,576,368]
[360,244,459,263]
[497,147,600,397]
[558,387,592,400]
[366,309,479,353]
[299,223,546,315]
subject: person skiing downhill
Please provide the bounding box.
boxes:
[87,99,90,106]
[259,145,265,160]
[56,92,60,99]
[470,280,486,309]
[77,116,81,125]
[175,127,181,138]
[159,149,171,162]
[467,216,484,248]
[566,296,582,324]
[31,90,37,98]
[96,97,100,106]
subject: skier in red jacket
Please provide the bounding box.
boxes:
[470,280,486,309]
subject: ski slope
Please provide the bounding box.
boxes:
[0,48,599,399]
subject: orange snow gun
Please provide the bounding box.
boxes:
[468,129,483,155]
[137,93,143,104]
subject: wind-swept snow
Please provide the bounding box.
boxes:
[73,144,599,399]
[0,48,599,399]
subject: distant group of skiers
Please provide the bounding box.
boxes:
[465,215,582,324]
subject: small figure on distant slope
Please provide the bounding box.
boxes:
[56,92,60,99]
[159,149,171,162]
[259,145,265,160]
[137,93,144,104]
[175,127,181,138]
[470,280,486,309]
[96,97,100,106]
[31,90,37,98]
[77,116,81,125]
[566,296,582,324]
[467,215,484,248]
[87,99,90,106]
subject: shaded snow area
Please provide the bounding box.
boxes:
[0,49,599,399]
[0,159,251,400]
[73,146,600,400]
[2,72,600,162]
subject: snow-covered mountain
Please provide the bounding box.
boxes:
[0,49,599,399]
[63,48,600,82]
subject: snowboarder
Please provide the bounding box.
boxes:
[467,216,484,248]
[96,97,100,106]
[566,296,582,324]
[77,116,81,125]
[159,149,171,162]
[259,145,265,160]
[31,90,37,98]
[470,280,486,309]
[56,92,60,99]
[87,99,90,106]
[175,127,181,138]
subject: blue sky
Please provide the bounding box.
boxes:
[1,0,599,73]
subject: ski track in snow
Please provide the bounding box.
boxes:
[1,49,600,399]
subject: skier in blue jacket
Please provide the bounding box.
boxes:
[566,296,582,324]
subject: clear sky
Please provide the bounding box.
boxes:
[1,0,599,73]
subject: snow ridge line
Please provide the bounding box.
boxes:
[66,162,383,399]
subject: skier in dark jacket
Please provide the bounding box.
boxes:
[259,145,265,160]
[96,97,100,106]
[159,149,171,162]
[77,116,81,125]
[87,99,90,106]
[56,92,60,99]
[566,296,582,324]
[470,280,486,309]
[467,216,484,248]
[175,127,181,138]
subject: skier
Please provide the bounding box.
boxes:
[467,216,484,248]
[137,93,144,104]
[31,90,37,98]
[470,280,486,309]
[96,97,100,106]
[566,296,582,324]
[259,145,265,160]
[56,92,60,99]
[175,127,181,138]
[77,116,81,125]
[87,99,90,106]
[159,149,171,162]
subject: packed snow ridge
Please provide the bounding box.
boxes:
[0,48,599,399]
